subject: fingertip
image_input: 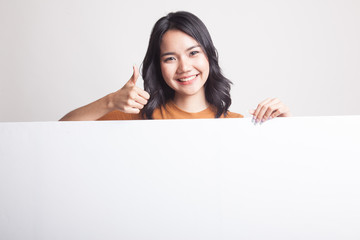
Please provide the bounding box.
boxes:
[132,64,136,75]
[131,64,140,84]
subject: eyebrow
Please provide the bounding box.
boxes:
[160,45,201,58]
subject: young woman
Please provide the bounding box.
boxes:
[60,11,291,122]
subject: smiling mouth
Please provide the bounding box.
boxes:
[177,74,199,82]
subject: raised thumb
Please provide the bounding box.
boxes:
[129,64,139,85]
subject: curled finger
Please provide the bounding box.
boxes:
[262,100,282,121]
[253,98,272,122]
[136,87,150,100]
[129,99,145,110]
[123,106,141,114]
[134,94,148,106]
[269,109,282,119]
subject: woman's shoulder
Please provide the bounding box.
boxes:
[224,111,244,118]
[97,110,142,120]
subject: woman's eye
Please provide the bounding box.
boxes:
[190,51,199,56]
[164,57,175,62]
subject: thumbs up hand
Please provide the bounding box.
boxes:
[109,65,150,114]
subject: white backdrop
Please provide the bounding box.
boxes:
[1,0,359,122]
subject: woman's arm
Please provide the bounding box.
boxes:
[249,98,291,124]
[59,94,114,121]
[59,65,150,121]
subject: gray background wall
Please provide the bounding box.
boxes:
[1,0,359,122]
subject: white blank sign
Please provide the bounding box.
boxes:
[1,116,360,240]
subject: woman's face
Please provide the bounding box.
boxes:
[159,29,209,98]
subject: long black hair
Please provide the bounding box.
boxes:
[141,11,232,119]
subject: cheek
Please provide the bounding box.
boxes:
[160,63,175,81]
[199,58,210,78]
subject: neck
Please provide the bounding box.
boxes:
[173,91,209,113]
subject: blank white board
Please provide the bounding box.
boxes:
[1,116,360,240]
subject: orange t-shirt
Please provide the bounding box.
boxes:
[98,101,243,120]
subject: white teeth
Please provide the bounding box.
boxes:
[178,75,197,82]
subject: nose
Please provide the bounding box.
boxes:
[177,57,191,73]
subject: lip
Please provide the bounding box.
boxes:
[176,74,199,85]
